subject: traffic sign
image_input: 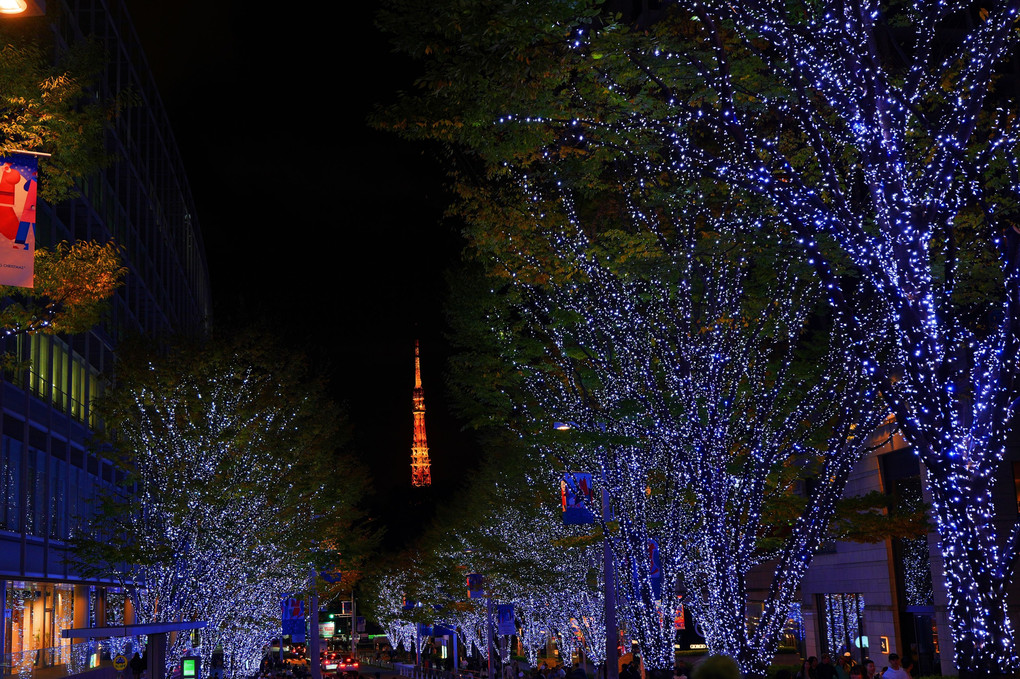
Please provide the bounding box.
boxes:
[113,655,128,671]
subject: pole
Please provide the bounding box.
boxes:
[602,472,618,679]
[352,596,357,656]
[310,573,321,679]
[0,579,6,678]
[452,628,459,677]
[487,597,495,679]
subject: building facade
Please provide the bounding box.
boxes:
[798,417,1020,676]
[0,0,210,675]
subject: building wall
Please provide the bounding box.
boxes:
[0,0,210,674]
[799,417,1020,676]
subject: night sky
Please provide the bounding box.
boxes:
[121,0,480,548]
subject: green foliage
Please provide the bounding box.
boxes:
[831,491,930,543]
[691,655,741,679]
[0,29,117,203]
[68,329,375,590]
[0,240,126,337]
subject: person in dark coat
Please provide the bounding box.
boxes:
[816,654,837,679]
[130,653,145,679]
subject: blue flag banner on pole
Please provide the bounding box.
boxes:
[561,472,596,525]
[497,604,515,635]
[648,537,662,601]
[467,574,485,599]
[282,596,305,643]
[0,154,37,288]
[632,538,663,602]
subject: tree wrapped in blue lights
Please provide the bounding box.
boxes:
[487,196,886,674]
[71,335,367,678]
[382,0,1020,671]
[363,568,421,658]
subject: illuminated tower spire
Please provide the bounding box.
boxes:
[411,340,432,487]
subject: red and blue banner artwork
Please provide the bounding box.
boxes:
[281,596,305,643]
[0,155,36,288]
[561,472,596,525]
[497,604,515,635]
[467,573,485,599]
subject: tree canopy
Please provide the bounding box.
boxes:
[69,332,373,677]
[379,0,1020,673]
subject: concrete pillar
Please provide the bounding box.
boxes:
[72,586,90,645]
[147,633,167,679]
[95,589,107,629]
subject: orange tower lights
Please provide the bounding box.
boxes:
[410,340,432,487]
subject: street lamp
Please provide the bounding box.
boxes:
[554,422,619,679]
[0,0,44,15]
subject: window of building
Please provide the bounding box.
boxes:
[818,593,867,663]
[19,334,101,427]
[4,581,75,672]
[0,437,21,532]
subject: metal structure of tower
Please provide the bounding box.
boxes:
[410,340,432,487]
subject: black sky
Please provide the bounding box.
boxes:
[121,0,479,547]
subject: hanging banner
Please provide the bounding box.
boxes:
[281,596,305,643]
[466,574,485,599]
[561,472,596,525]
[497,604,515,635]
[632,537,663,602]
[648,537,662,600]
[0,155,36,288]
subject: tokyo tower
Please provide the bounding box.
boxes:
[410,340,432,487]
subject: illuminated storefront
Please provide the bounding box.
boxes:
[2,582,75,674]
[1,583,135,677]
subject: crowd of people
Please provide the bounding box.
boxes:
[789,652,913,679]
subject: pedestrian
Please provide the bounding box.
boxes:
[816,654,836,679]
[881,655,909,679]
[797,657,817,679]
[130,652,144,679]
[835,655,851,679]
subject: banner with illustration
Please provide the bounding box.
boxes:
[497,604,515,635]
[281,596,305,643]
[561,472,596,525]
[467,573,485,599]
[0,154,36,288]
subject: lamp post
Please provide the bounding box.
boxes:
[487,595,496,679]
[309,572,321,679]
[601,470,618,679]
[554,423,618,679]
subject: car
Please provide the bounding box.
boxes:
[322,654,359,679]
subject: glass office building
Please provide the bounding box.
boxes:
[0,0,211,675]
